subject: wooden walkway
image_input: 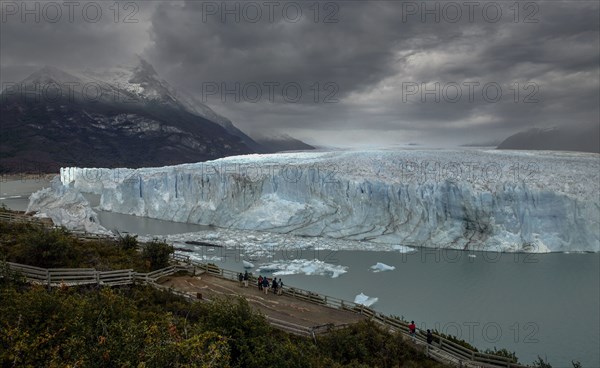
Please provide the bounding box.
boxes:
[158,273,364,338]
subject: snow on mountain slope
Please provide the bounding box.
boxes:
[59,149,600,252]
[83,58,262,152]
[16,58,240,131]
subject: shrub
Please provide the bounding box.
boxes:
[484,347,518,363]
[118,233,138,251]
[15,226,79,268]
[531,356,552,368]
[141,239,174,270]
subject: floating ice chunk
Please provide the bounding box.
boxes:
[257,259,348,278]
[243,260,254,268]
[393,245,417,253]
[370,262,396,272]
[354,293,378,307]
[188,254,223,262]
[467,254,477,258]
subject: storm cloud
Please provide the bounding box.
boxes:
[1,0,598,147]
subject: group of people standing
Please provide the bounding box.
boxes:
[237,271,283,295]
[258,275,283,295]
[238,271,249,287]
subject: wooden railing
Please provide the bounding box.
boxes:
[182,257,529,368]
[1,261,189,288]
[0,211,52,226]
[265,316,316,340]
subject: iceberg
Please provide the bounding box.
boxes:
[393,245,417,253]
[256,259,348,278]
[243,260,255,268]
[354,293,378,307]
[55,149,600,252]
[370,262,396,272]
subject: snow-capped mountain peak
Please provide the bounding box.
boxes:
[14,58,228,125]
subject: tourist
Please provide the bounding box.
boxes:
[427,329,433,345]
[258,275,263,290]
[238,272,243,286]
[243,270,249,287]
[409,321,416,341]
[262,276,269,294]
[272,278,278,294]
[277,278,283,295]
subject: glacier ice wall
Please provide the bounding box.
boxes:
[27,177,110,234]
[59,150,600,252]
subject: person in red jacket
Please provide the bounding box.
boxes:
[409,321,416,341]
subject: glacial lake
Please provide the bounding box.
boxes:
[1,179,598,367]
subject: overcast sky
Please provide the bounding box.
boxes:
[1,0,598,147]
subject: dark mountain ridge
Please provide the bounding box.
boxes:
[1,60,256,173]
[497,126,599,153]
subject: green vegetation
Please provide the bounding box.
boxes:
[142,239,175,271]
[484,347,519,363]
[0,282,451,368]
[431,329,479,352]
[117,233,139,251]
[0,222,148,271]
[529,356,582,368]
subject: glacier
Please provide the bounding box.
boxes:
[27,177,110,234]
[56,149,600,253]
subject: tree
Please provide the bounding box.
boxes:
[142,239,174,270]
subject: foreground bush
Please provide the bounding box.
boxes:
[0,222,150,271]
[142,239,174,270]
[0,283,449,368]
